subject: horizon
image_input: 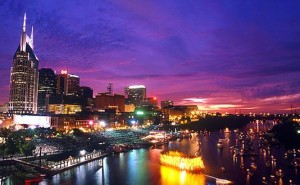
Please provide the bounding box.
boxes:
[1,1,300,114]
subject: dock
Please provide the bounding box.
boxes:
[12,150,108,176]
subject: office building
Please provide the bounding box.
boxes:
[38,68,56,113]
[9,14,39,115]
[56,70,80,96]
[95,93,125,112]
[125,85,146,106]
[161,100,174,108]
[141,97,158,108]
[78,86,93,111]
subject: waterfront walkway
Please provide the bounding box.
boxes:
[13,150,108,176]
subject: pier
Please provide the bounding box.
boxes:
[205,175,232,184]
[12,150,108,176]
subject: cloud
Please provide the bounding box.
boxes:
[1,1,300,113]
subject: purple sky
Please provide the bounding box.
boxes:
[1,0,300,113]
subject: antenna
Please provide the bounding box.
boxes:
[107,83,113,95]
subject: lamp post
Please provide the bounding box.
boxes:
[39,147,42,170]
[89,121,93,132]
[1,144,5,161]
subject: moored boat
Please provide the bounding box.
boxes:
[24,173,45,184]
[217,139,223,148]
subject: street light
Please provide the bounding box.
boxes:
[89,121,94,131]
[80,150,86,156]
[99,121,106,127]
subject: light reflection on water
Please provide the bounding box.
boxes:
[160,165,205,185]
[4,122,299,185]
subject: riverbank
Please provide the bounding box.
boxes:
[271,120,300,148]
[162,114,253,132]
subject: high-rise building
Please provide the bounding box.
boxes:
[141,97,158,108]
[161,100,173,109]
[56,70,80,96]
[68,74,80,96]
[38,68,56,113]
[9,14,39,115]
[78,86,93,112]
[125,85,146,106]
[56,70,68,95]
[78,86,93,99]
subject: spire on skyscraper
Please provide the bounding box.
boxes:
[30,26,34,50]
[23,13,26,32]
[20,13,27,52]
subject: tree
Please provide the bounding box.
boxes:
[21,142,36,157]
[72,128,84,137]
[5,137,19,157]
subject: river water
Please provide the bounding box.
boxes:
[3,122,300,185]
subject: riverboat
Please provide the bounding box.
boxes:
[160,151,205,172]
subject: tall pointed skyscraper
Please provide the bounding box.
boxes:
[9,14,39,115]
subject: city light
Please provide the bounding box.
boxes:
[80,150,86,156]
[29,125,36,129]
[61,70,67,74]
[128,85,145,89]
[99,121,106,127]
[136,111,144,115]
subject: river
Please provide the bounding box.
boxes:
[3,121,300,185]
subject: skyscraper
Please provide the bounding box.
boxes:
[78,86,93,112]
[161,100,174,109]
[38,68,56,113]
[67,74,80,96]
[9,14,39,115]
[56,70,68,95]
[56,70,80,96]
[125,85,146,106]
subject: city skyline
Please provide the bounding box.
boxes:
[1,1,300,113]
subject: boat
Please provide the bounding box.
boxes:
[275,169,284,178]
[160,151,205,172]
[216,179,231,185]
[24,173,45,184]
[217,139,223,148]
[224,128,230,133]
[262,176,268,184]
[250,163,257,170]
[265,161,271,167]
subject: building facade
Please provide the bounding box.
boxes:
[78,86,93,112]
[161,100,174,109]
[9,14,39,115]
[56,70,79,96]
[125,85,146,106]
[95,93,125,112]
[141,97,158,108]
[38,68,56,113]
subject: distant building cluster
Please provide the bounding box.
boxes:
[1,14,200,131]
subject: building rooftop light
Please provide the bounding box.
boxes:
[129,85,145,89]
